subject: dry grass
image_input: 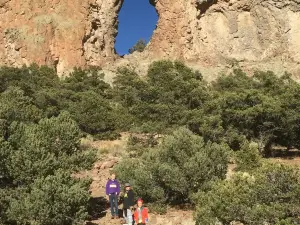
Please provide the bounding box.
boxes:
[269,157,300,167]
[81,133,129,158]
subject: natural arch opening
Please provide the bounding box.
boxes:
[115,0,158,56]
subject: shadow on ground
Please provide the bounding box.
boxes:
[86,196,125,224]
[85,222,98,225]
[87,197,108,220]
[272,148,300,159]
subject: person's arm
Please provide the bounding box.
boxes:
[116,180,121,195]
[105,180,110,195]
[145,208,149,223]
[128,191,135,206]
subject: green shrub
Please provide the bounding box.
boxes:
[235,141,262,171]
[223,127,247,150]
[115,158,164,203]
[128,39,147,54]
[62,67,109,96]
[0,86,42,124]
[194,163,300,225]
[67,91,117,137]
[126,133,159,157]
[154,128,229,200]
[210,70,300,156]
[98,148,109,155]
[115,127,229,205]
[0,64,59,95]
[8,112,95,184]
[0,66,97,224]
[0,188,10,224]
[0,138,12,180]
[2,63,300,151]
[147,202,168,215]
[0,65,121,139]
[8,170,91,225]
[113,60,208,133]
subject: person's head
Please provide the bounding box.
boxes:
[137,198,143,207]
[125,183,131,190]
[111,173,116,180]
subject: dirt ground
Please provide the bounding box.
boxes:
[268,148,300,167]
[270,157,300,167]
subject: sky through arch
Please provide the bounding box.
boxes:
[115,0,158,55]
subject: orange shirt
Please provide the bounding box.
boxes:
[133,207,149,224]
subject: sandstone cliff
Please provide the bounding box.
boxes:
[0,0,122,74]
[1,0,300,79]
[145,0,300,79]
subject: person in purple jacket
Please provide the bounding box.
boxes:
[106,173,121,219]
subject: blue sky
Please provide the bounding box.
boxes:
[115,0,158,55]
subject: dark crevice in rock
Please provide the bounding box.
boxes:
[53,58,59,73]
[81,34,89,57]
[149,0,156,7]
[82,3,104,61]
[196,0,218,15]
[91,19,100,31]
[113,0,125,55]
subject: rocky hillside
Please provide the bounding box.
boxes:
[1,0,300,79]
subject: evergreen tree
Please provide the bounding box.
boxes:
[128,39,147,54]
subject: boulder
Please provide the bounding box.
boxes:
[100,160,117,169]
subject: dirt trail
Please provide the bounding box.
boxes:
[79,135,195,225]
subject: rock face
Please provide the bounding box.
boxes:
[0,0,122,74]
[1,0,300,78]
[148,0,300,69]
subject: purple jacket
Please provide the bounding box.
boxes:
[106,179,120,195]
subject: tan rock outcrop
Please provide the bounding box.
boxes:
[1,0,300,79]
[0,0,122,75]
[148,0,300,65]
[102,0,300,81]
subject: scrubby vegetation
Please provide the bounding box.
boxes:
[0,112,95,224]
[114,63,300,156]
[113,61,300,222]
[194,142,300,224]
[195,161,300,225]
[1,61,300,152]
[1,60,300,224]
[0,66,97,224]
[115,128,229,205]
[128,39,147,54]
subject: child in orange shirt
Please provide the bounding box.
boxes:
[133,198,149,225]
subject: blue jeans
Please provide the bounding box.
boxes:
[109,194,118,216]
[123,208,133,224]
